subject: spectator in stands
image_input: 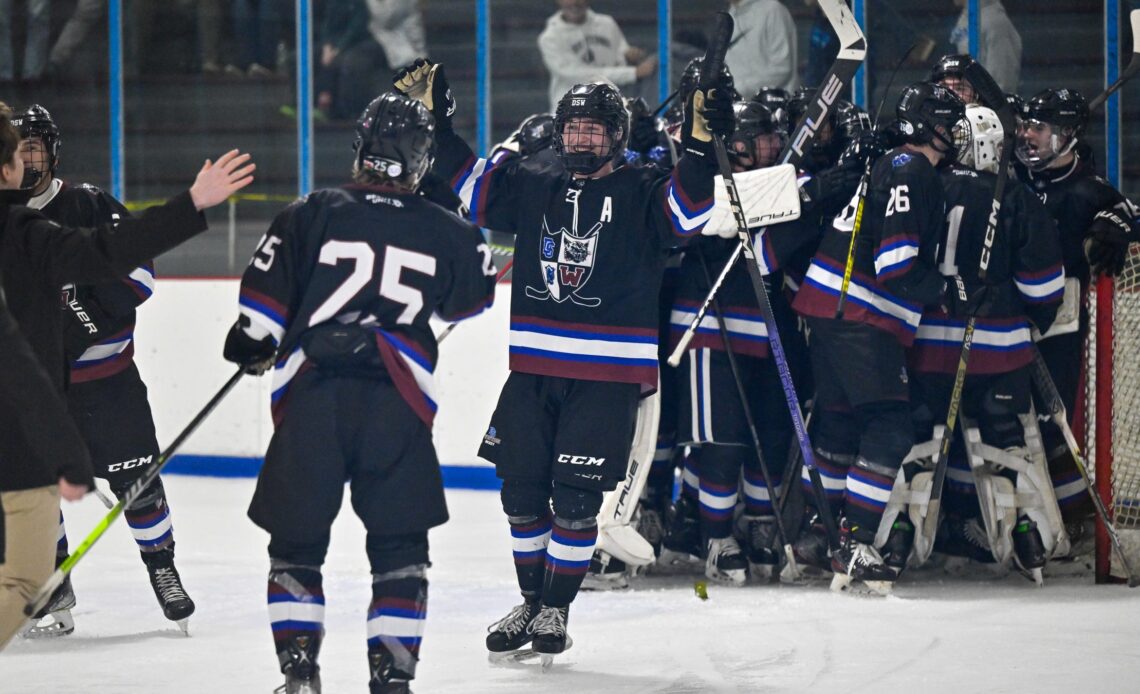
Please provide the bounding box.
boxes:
[0,0,50,83]
[725,0,798,97]
[537,0,658,111]
[46,0,103,77]
[198,0,230,74]
[949,0,1022,93]
[231,0,285,77]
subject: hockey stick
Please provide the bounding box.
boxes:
[668,0,866,365]
[916,62,1018,563]
[693,244,800,577]
[1027,347,1139,586]
[835,41,920,319]
[24,369,246,620]
[1089,10,1140,112]
[675,1,866,553]
[435,259,513,344]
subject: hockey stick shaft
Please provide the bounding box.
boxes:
[24,369,245,618]
[1028,348,1139,587]
[436,259,513,344]
[1089,10,1140,112]
[834,166,871,319]
[693,246,800,574]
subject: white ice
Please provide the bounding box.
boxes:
[5,475,1140,693]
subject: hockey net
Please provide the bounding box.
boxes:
[1085,244,1140,583]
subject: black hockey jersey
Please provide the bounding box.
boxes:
[435,129,715,390]
[29,180,154,384]
[237,184,498,426]
[1016,155,1140,289]
[909,166,1065,376]
[793,147,947,346]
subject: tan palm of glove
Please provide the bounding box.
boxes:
[393,58,456,129]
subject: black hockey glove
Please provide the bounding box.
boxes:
[800,159,864,219]
[223,317,277,375]
[393,58,456,130]
[1085,209,1133,277]
[682,85,734,161]
[941,279,992,317]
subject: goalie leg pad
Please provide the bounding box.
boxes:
[961,418,1017,564]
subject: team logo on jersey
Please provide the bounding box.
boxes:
[892,152,912,167]
[525,216,603,306]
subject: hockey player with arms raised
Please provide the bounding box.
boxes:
[904,104,1067,580]
[11,105,195,637]
[791,83,965,594]
[1013,88,1140,548]
[393,57,728,659]
[223,93,497,694]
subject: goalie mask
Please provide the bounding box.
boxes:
[353,92,436,190]
[954,104,1004,175]
[1016,88,1088,171]
[896,81,966,161]
[11,104,60,190]
[553,82,629,175]
[728,101,786,169]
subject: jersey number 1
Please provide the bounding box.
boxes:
[308,241,437,326]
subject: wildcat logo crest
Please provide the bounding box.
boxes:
[526,216,603,306]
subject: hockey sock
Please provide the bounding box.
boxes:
[118,478,174,554]
[508,513,552,599]
[844,458,897,544]
[681,449,701,503]
[646,441,678,507]
[1046,444,1094,522]
[944,453,981,517]
[807,448,851,516]
[742,467,782,517]
[542,517,598,608]
[268,563,324,675]
[367,565,427,682]
[55,511,68,564]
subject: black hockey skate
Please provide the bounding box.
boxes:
[657,496,703,571]
[739,515,781,581]
[275,632,322,694]
[368,647,413,694]
[142,549,195,633]
[879,517,915,576]
[528,605,572,668]
[705,536,748,586]
[1013,515,1047,587]
[936,515,996,564]
[582,551,630,591]
[21,574,76,639]
[486,598,540,656]
[789,512,831,578]
[636,505,666,554]
[830,521,896,596]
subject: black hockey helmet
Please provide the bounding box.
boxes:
[353,92,436,189]
[1016,88,1089,170]
[728,100,786,167]
[751,86,790,114]
[930,54,976,83]
[786,86,816,134]
[553,81,629,175]
[516,112,555,156]
[834,100,871,147]
[677,56,737,103]
[896,81,966,158]
[11,103,60,187]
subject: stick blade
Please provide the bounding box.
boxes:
[1132,9,1140,57]
[818,0,867,59]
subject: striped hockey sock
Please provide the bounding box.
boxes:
[742,468,782,517]
[367,566,427,682]
[699,478,738,539]
[541,519,597,608]
[121,480,174,553]
[267,565,324,674]
[509,513,552,598]
[844,458,897,543]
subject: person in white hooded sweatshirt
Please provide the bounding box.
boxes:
[725,0,798,97]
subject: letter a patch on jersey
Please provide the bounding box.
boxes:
[526,216,602,307]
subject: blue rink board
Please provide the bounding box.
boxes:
[164,455,501,491]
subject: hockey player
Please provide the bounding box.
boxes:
[11,105,194,637]
[792,82,965,593]
[393,57,726,657]
[223,92,497,694]
[1014,89,1140,547]
[930,53,981,105]
[906,104,1066,581]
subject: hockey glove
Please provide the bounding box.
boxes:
[392,58,456,130]
[223,316,277,375]
[1084,209,1133,277]
[800,159,864,219]
[627,98,660,155]
[682,86,734,160]
[941,279,992,317]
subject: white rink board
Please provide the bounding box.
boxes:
[132,279,510,465]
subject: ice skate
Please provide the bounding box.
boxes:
[784,512,831,583]
[368,648,413,694]
[656,496,704,572]
[739,515,781,581]
[831,522,896,596]
[705,536,748,586]
[529,605,572,670]
[21,575,76,639]
[936,515,996,564]
[581,551,630,591]
[486,598,540,659]
[143,549,195,633]
[1013,515,1047,587]
[879,517,915,576]
[274,632,322,693]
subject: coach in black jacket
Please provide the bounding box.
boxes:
[0,103,256,649]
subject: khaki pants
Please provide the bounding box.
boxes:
[0,486,59,650]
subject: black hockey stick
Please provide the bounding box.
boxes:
[24,369,246,621]
[917,61,1018,561]
[692,244,800,576]
[1027,347,1140,586]
[1089,10,1140,111]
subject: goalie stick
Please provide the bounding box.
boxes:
[913,61,1018,564]
[673,1,866,554]
[1089,10,1140,111]
[1027,347,1140,586]
[23,369,246,623]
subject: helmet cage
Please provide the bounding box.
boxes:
[954,104,1004,174]
[553,82,629,175]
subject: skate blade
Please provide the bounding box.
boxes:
[830,573,893,597]
[705,569,747,587]
[490,636,573,670]
[580,574,630,592]
[20,610,75,639]
[176,617,191,635]
[1018,566,1045,587]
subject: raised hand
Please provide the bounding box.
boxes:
[189,150,256,211]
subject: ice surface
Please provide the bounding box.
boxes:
[5,476,1140,693]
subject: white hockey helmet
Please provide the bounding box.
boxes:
[954,104,1004,175]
